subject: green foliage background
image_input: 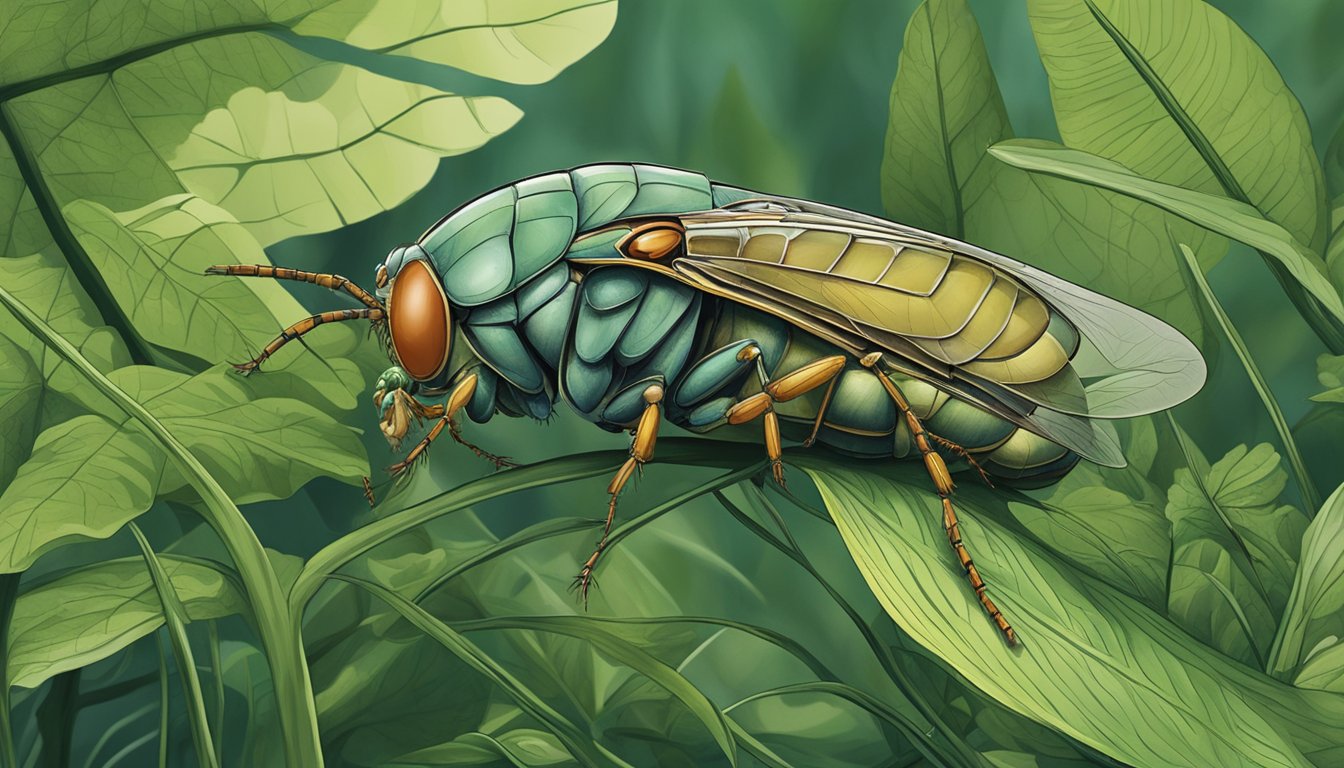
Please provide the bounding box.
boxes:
[3,0,1344,766]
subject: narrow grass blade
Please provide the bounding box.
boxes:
[207,621,224,767]
[447,614,738,767]
[157,634,169,768]
[295,440,760,612]
[330,575,606,768]
[0,573,18,768]
[1174,241,1320,511]
[128,523,219,768]
[0,285,322,766]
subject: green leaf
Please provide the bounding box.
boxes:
[0,252,130,423]
[1008,484,1169,610]
[1312,354,1344,404]
[387,729,575,768]
[880,0,1218,342]
[0,365,365,571]
[801,460,1319,768]
[1269,483,1344,685]
[1027,0,1327,254]
[988,140,1344,328]
[0,335,40,489]
[7,556,243,690]
[880,0,1009,239]
[1165,441,1308,663]
[0,415,162,570]
[63,195,366,407]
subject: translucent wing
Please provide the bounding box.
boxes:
[643,193,1205,466]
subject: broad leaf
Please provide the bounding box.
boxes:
[64,195,367,408]
[1270,484,1344,687]
[1028,0,1327,253]
[989,140,1344,328]
[7,556,243,689]
[880,0,1217,341]
[0,365,366,571]
[802,460,1333,768]
[1165,442,1307,665]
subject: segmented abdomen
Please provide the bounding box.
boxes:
[695,301,1079,486]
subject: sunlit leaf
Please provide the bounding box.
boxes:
[1270,484,1344,687]
[0,336,40,488]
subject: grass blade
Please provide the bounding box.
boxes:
[0,285,322,766]
[207,621,224,767]
[1174,241,1320,511]
[0,573,18,768]
[294,440,760,613]
[128,523,219,768]
[156,634,169,768]
[447,613,739,767]
[329,575,607,768]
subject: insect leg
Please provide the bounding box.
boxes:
[576,383,664,604]
[860,352,1017,646]
[205,265,383,310]
[235,308,384,373]
[386,373,513,476]
[725,346,847,485]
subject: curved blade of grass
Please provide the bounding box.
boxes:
[157,633,169,768]
[446,613,738,767]
[294,440,761,613]
[1174,241,1319,511]
[718,488,986,768]
[988,141,1344,342]
[413,458,764,604]
[329,575,608,768]
[0,284,322,766]
[128,523,219,768]
[725,681,936,752]
[207,620,224,766]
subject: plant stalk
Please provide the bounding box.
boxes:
[0,286,324,767]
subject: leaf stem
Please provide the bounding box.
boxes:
[1175,242,1321,511]
[0,285,323,767]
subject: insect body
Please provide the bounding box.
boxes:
[211,164,1205,644]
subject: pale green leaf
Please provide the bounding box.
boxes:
[7,556,244,689]
[1165,442,1306,663]
[294,0,618,85]
[1028,0,1327,253]
[0,415,163,571]
[1312,354,1344,404]
[0,336,41,489]
[988,140,1344,328]
[802,460,1319,768]
[0,252,131,423]
[64,194,367,409]
[0,365,366,571]
[1269,484,1344,683]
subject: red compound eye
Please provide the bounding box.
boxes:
[388,259,451,381]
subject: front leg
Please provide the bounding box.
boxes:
[384,371,513,477]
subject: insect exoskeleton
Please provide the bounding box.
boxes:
[210,163,1206,645]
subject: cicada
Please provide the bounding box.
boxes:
[210,164,1205,644]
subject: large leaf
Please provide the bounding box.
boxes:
[7,556,243,690]
[0,0,613,247]
[0,365,366,571]
[880,0,1008,239]
[1270,484,1344,687]
[989,140,1344,328]
[63,195,366,406]
[0,335,40,488]
[801,460,1337,768]
[1027,0,1327,254]
[880,0,1217,341]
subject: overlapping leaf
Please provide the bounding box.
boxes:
[0,365,366,571]
[7,556,243,689]
[880,0,1219,342]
